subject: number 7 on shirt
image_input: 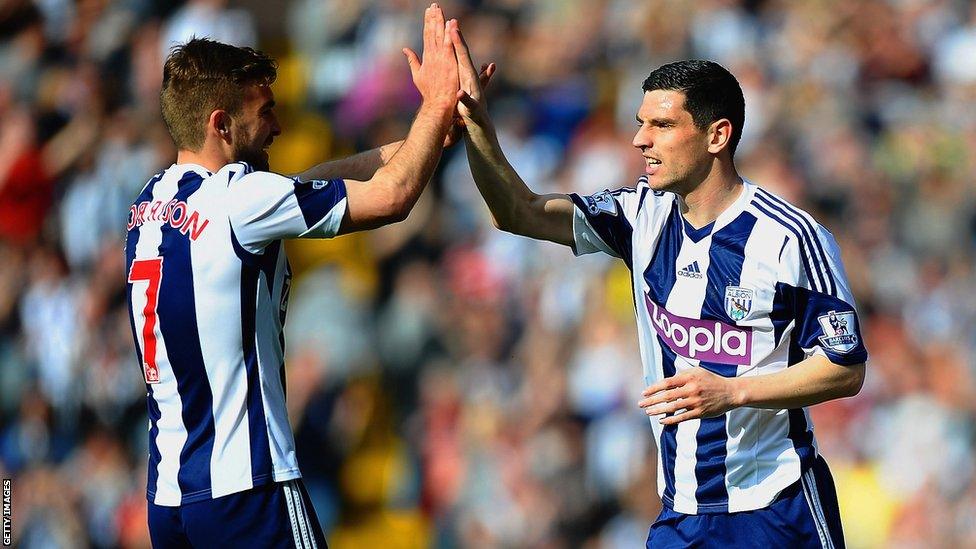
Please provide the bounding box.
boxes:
[128,257,163,384]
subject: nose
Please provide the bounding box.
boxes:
[270,114,282,137]
[632,125,650,151]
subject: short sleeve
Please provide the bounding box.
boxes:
[568,176,649,268]
[226,164,347,252]
[780,224,868,366]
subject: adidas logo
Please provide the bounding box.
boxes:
[677,261,704,279]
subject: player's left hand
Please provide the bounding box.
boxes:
[451,24,496,127]
[638,367,740,425]
[442,62,494,148]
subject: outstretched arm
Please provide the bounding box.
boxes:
[293,141,403,183]
[452,27,575,247]
[637,356,865,426]
[337,4,460,234]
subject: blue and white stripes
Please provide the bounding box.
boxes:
[752,188,837,297]
[126,163,348,507]
[571,178,867,516]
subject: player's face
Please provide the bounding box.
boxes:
[632,90,713,194]
[231,84,281,171]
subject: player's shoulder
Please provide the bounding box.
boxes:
[132,167,168,203]
[219,162,295,188]
[604,175,674,211]
[746,181,833,243]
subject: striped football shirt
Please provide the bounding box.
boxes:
[570,177,868,515]
[125,162,346,506]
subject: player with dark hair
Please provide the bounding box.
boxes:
[126,5,468,547]
[451,29,867,548]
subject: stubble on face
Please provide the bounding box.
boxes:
[231,120,270,171]
[230,84,276,171]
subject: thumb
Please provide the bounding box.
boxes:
[402,48,421,77]
[458,90,480,110]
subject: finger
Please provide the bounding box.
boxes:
[423,5,435,55]
[454,19,472,52]
[430,4,445,46]
[660,408,701,426]
[644,399,686,417]
[402,48,421,78]
[638,387,685,408]
[451,104,467,126]
[457,90,480,110]
[642,377,680,397]
[444,123,461,147]
[478,63,495,90]
[444,18,457,47]
[451,26,476,75]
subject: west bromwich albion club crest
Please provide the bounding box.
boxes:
[725,286,753,321]
[817,310,859,353]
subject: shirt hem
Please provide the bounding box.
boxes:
[147,468,303,506]
[661,472,805,515]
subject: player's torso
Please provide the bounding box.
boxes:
[125,164,298,506]
[628,183,811,514]
[126,165,288,381]
[630,184,789,381]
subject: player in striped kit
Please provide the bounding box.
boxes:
[452,29,866,548]
[126,5,465,547]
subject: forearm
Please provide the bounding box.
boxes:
[293,140,404,182]
[372,104,453,216]
[462,119,535,232]
[732,355,865,410]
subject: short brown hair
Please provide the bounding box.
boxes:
[160,38,277,151]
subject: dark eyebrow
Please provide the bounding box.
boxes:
[636,114,678,125]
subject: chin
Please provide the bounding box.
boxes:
[646,174,673,192]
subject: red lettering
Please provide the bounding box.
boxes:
[136,202,149,225]
[169,202,187,227]
[149,200,162,221]
[128,257,164,384]
[127,205,137,231]
[180,211,210,241]
[161,199,177,223]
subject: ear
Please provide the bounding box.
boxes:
[208,110,233,143]
[706,118,734,155]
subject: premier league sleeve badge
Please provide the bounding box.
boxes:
[585,190,618,216]
[817,310,859,353]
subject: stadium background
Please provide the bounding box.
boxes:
[2,0,976,547]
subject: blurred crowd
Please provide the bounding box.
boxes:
[2,0,976,547]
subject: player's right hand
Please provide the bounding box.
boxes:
[402,4,460,112]
[450,25,496,126]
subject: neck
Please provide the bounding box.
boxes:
[176,143,230,174]
[678,161,742,229]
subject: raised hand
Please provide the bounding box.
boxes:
[402,4,461,111]
[443,60,494,148]
[449,24,496,126]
